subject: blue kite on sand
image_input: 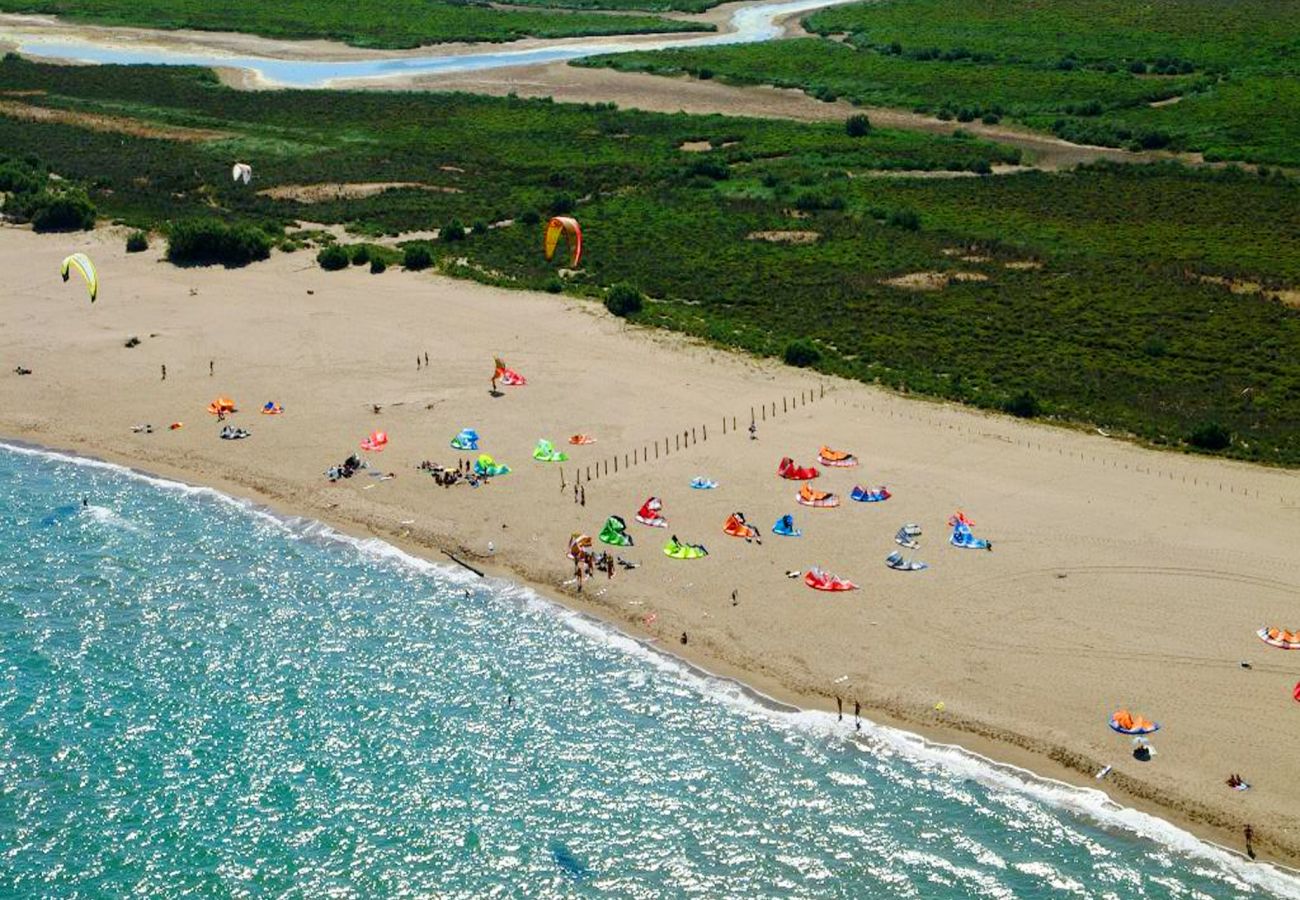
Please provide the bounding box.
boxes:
[772,514,802,537]
[451,428,480,451]
[690,476,718,490]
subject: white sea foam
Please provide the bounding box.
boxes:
[4,439,1299,897]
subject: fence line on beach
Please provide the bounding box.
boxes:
[561,382,829,488]
[828,396,1295,506]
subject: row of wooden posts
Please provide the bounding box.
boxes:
[565,383,826,486]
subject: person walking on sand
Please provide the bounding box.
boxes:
[1245,824,1255,859]
[161,364,166,381]
[731,589,738,607]
[748,421,757,441]
[425,352,429,367]
[855,700,861,731]
[209,360,213,377]
[837,696,843,721]
[580,485,586,507]
[680,632,688,646]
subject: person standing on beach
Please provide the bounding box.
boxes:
[854,700,861,731]
[160,364,166,381]
[837,696,843,721]
[1245,824,1255,859]
[731,589,738,607]
[580,486,586,507]
[209,360,213,377]
[425,352,429,367]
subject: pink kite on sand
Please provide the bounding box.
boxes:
[360,430,388,451]
[493,357,526,386]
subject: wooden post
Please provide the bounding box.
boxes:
[722,417,727,435]
[783,397,787,413]
[762,405,766,421]
[614,456,618,473]
[604,460,608,476]
[676,434,680,451]
[702,424,707,442]
[692,427,697,444]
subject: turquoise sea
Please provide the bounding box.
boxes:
[2,443,1297,898]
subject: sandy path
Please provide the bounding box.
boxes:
[2,225,1299,866]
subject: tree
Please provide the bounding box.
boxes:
[604,282,643,317]
[784,339,821,368]
[845,114,872,137]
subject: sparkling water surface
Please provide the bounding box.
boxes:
[2,444,1297,898]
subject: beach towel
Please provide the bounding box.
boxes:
[450,428,480,451]
[772,514,802,537]
[636,497,667,528]
[1109,709,1160,735]
[817,446,857,468]
[690,476,718,490]
[850,485,891,503]
[569,434,596,445]
[664,537,708,560]
[1258,626,1300,650]
[796,482,839,508]
[777,457,820,480]
[474,454,510,477]
[360,430,388,452]
[532,439,568,463]
[804,567,857,591]
[599,515,634,547]
[261,402,283,415]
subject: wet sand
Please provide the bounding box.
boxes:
[2,225,1298,867]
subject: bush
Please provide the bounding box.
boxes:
[604,282,643,317]
[981,112,1001,125]
[441,219,466,242]
[350,243,370,265]
[317,244,350,270]
[686,158,729,181]
[697,68,714,80]
[520,210,541,226]
[369,257,386,274]
[549,195,576,215]
[125,230,149,253]
[784,339,821,368]
[402,243,433,270]
[472,220,489,235]
[845,114,872,137]
[166,218,272,267]
[544,278,564,294]
[886,208,920,230]
[1188,421,1231,450]
[29,189,95,232]
[1004,390,1041,418]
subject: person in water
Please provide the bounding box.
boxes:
[81,497,88,508]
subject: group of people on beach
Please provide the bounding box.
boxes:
[420,458,486,488]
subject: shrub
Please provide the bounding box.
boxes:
[166,218,271,267]
[350,243,370,265]
[784,339,821,368]
[1128,60,1147,74]
[441,219,466,242]
[549,195,576,215]
[886,208,920,230]
[981,113,1001,125]
[970,159,993,175]
[1188,421,1231,450]
[544,278,564,294]
[1003,390,1041,418]
[29,189,95,232]
[472,220,489,235]
[402,243,433,270]
[697,68,714,80]
[604,282,643,317]
[125,230,149,253]
[520,210,541,226]
[317,244,350,270]
[845,114,871,137]
[686,158,729,180]
[370,257,386,274]
[0,161,42,195]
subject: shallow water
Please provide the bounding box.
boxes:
[2,443,1298,898]
[6,0,855,88]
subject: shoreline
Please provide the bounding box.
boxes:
[2,225,1299,871]
[5,434,1300,892]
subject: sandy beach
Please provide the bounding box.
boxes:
[3,224,1299,866]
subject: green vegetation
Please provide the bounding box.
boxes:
[166,218,272,266]
[580,0,1300,165]
[604,282,643,317]
[1,57,1297,463]
[783,339,820,368]
[0,155,96,231]
[316,244,350,271]
[0,0,707,47]
[125,229,149,252]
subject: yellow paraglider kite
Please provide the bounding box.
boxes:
[543,216,582,268]
[60,253,98,303]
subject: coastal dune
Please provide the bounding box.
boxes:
[2,225,1298,865]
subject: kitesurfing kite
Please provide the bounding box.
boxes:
[797,482,839,508]
[804,567,857,591]
[664,536,708,559]
[493,357,526,387]
[636,497,667,528]
[777,457,820,480]
[451,428,480,451]
[599,515,634,547]
[474,454,510,477]
[543,216,582,268]
[850,485,892,503]
[1109,709,1160,735]
[1258,627,1300,650]
[532,439,568,462]
[60,253,98,302]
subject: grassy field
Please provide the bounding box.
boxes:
[2,57,1297,464]
[579,0,1300,166]
[0,0,708,47]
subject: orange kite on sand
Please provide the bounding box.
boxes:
[1259,627,1300,650]
[797,482,840,508]
[207,396,236,415]
[722,512,759,540]
[360,430,389,451]
[1109,709,1159,734]
[817,446,857,467]
[569,434,596,445]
